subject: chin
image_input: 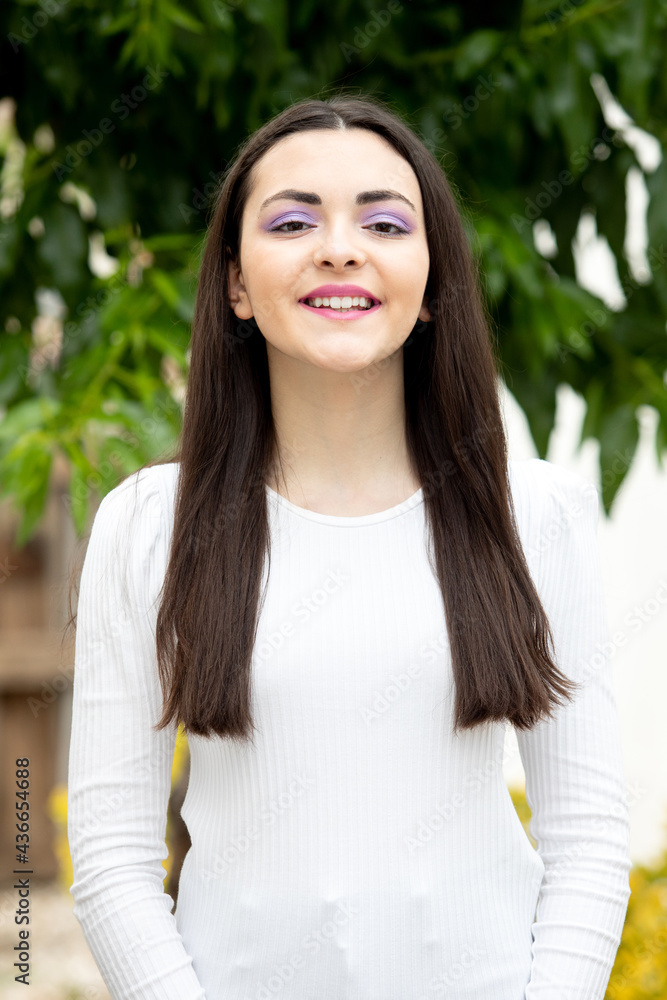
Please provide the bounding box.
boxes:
[306,347,391,374]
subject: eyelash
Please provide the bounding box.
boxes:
[269,219,409,236]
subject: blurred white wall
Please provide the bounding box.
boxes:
[501,383,667,866]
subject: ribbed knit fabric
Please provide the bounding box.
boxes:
[67,457,632,1000]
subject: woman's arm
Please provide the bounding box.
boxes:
[516,462,632,1000]
[67,468,207,999]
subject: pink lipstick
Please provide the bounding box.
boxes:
[298,283,381,321]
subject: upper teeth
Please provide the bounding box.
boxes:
[303,296,374,309]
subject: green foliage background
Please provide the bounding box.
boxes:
[1,0,666,543]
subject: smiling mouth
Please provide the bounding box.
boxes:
[299,294,378,312]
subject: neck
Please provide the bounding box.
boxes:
[265,348,418,502]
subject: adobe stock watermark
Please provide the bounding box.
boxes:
[8,0,70,52]
[348,284,470,395]
[360,626,450,725]
[60,449,151,526]
[524,480,598,562]
[59,410,179,533]
[555,243,667,362]
[538,576,667,699]
[178,169,226,223]
[0,555,19,585]
[416,944,487,999]
[71,741,176,838]
[424,74,504,151]
[49,65,170,181]
[544,0,586,30]
[212,0,244,17]
[607,924,667,998]
[609,578,667,648]
[220,279,300,354]
[340,0,404,63]
[511,125,625,233]
[19,243,160,386]
[405,737,521,853]
[27,666,73,718]
[45,272,129,362]
[200,772,316,882]
[542,779,645,889]
[254,569,351,664]
[248,899,359,999]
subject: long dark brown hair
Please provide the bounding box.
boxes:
[67,93,578,746]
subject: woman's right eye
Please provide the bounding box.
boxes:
[270,220,313,232]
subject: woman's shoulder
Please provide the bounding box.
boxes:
[507,458,601,581]
[508,457,600,519]
[81,462,181,608]
[95,460,179,522]
[86,462,180,572]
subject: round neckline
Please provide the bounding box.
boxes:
[265,484,425,526]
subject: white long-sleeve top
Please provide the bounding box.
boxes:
[67,457,632,1000]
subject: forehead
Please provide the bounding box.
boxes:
[245,128,422,212]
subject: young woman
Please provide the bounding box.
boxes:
[66,94,632,1000]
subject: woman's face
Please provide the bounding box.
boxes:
[228,127,431,373]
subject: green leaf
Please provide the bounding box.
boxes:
[98,12,137,36]
[0,437,53,546]
[599,403,640,511]
[161,1,206,33]
[453,30,504,79]
[36,202,88,290]
[148,269,195,321]
[0,336,30,406]
[61,444,95,536]
[0,397,60,444]
[0,219,19,276]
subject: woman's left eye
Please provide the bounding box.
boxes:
[366,221,409,236]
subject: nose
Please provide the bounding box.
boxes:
[312,223,367,270]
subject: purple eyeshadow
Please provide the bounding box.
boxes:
[361,211,413,231]
[261,206,414,232]
[263,210,318,230]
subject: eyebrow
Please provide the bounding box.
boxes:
[258,188,417,214]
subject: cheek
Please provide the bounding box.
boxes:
[243,252,300,316]
[387,253,429,301]
[405,248,430,296]
[252,280,304,330]
[379,259,429,328]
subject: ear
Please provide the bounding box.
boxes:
[227,252,254,320]
[418,292,432,323]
